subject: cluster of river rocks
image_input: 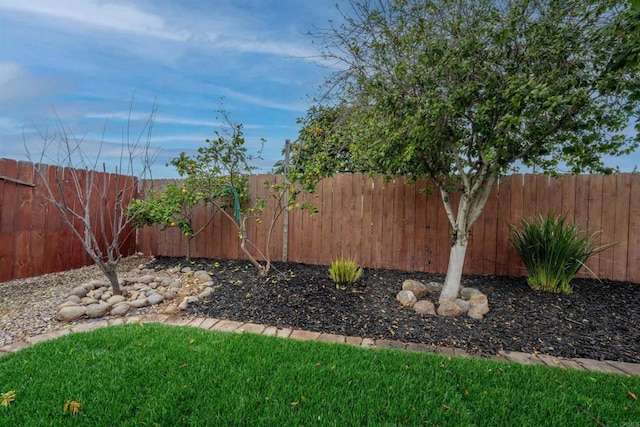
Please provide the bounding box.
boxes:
[56,267,213,322]
[396,279,490,319]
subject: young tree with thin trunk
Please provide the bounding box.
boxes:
[26,101,158,295]
[305,0,639,314]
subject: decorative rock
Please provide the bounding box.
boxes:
[161,277,175,286]
[69,286,89,298]
[57,305,86,322]
[129,298,149,308]
[468,294,490,319]
[137,274,155,284]
[194,270,213,283]
[107,295,126,305]
[110,302,131,316]
[64,295,82,304]
[425,282,444,295]
[86,303,110,318]
[82,282,96,291]
[57,301,79,311]
[202,281,214,287]
[88,279,108,287]
[437,300,464,317]
[181,267,192,273]
[81,297,97,305]
[413,300,436,315]
[169,280,182,289]
[178,296,199,310]
[396,290,418,307]
[129,291,140,301]
[198,287,214,299]
[149,282,159,289]
[164,289,179,300]
[455,298,470,314]
[101,292,113,301]
[92,290,104,300]
[460,287,483,299]
[145,289,158,297]
[147,293,165,305]
[402,280,428,299]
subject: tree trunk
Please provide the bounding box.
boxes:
[439,234,468,305]
[104,266,121,295]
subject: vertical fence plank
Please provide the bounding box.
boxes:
[573,174,591,278]
[340,174,354,258]
[585,174,604,277]
[422,182,439,272]
[370,175,385,268]
[401,179,417,271]
[350,174,364,268]
[359,175,373,268]
[392,177,406,270]
[494,177,511,276]
[330,174,345,261]
[319,176,333,266]
[12,162,34,278]
[612,174,631,282]
[598,174,617,279]
[381,178,397,269]
[412,180,429,272]
[0,159,16,282]
[626,173,640,283]
[481,182,499,276]
[507,174,525,276]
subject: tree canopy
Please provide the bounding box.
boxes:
[301,0,640,313]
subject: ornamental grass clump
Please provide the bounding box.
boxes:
[509,213,614,294]
[329,254,363,290]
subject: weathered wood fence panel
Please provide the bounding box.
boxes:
[0,158,138,283]
[2,157,637,284]
[137,172,640,284]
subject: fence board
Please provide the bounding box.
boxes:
[612,174,631,282]
[627,174,640,283]
[599,175,617,279]
[0,160,17,281]
[370,175,385,268]
[507,175,525,276]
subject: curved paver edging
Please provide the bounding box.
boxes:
[1,314,639,377]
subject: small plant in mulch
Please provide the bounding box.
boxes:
[329,253,363,290]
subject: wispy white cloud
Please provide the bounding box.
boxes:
[0,0,190,41]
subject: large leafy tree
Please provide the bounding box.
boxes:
[306,0,640,314]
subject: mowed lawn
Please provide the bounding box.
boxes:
[0,323,638,426]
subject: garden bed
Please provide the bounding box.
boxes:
[145,256,640,364]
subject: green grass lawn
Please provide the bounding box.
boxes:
[0,323,638,426]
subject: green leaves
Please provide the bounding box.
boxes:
[328,253,364,290]
[509,212,615,293]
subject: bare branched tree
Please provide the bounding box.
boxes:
[25,99,159,295]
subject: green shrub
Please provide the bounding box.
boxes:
[509,212,614,294]
[329,254,363,290]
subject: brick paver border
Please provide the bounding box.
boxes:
[1,314,638,376]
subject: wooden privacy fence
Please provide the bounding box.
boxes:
[0,158,138,283]
[137,172,640,284]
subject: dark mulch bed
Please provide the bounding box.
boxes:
[147,256,640,364]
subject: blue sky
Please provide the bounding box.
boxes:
[0,0,347,178]
[0,0,638,178]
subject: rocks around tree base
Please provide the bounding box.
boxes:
[55,267,213,322]
[397,280,490,320]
